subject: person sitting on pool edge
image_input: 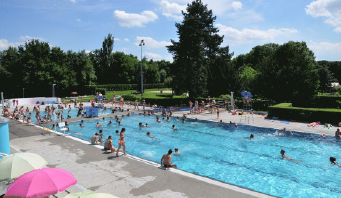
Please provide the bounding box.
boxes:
[335,128,341,137]
[330,157,341,167]
[91,133,100,145]
[161,149,177,169]
[104,136,122,153]
[280,149,290,160]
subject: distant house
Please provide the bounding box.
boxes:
[331,82,340,87]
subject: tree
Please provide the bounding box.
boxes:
[167,0,227,98]
[316,61,335,92]
[273,41,319,105]
[93,33,114,84]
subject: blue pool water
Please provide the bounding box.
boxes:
[50,115,341,198]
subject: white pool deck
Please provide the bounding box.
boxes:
[1,103,339,197]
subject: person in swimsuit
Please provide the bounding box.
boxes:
[216,107,220,119]
[147,132,154,138]
[142,98,146,111]
[330,157,341,167]
[104,136,122,153]
[189,101,193,113]
[96,122,102,127]
[280,149,290,160]
[91,133,99,145]
[116,128,126,156]
[98,130,104,142]
[161,149,177,169]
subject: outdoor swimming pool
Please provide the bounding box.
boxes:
[51,115,341,198]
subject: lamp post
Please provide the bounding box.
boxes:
[52,84,56,97]
[23,88,25,98]
[139,40,145,96]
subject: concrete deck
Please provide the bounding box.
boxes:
[1,104,339,197]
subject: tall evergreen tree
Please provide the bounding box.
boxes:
[167,0,230,97]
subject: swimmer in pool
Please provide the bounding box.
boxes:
[147,132,154,138]
[249,134,254,140]
[79,123,85,128]
[174,148,181,156]
[98,130,104,142]
[108,121,112,125]
[176,116,179,121]
[139,122,145,127]
[330,157,341,167]
[96,122,102,128]
[146,123,149,127]
[280,149,290,160]
[172,125,177,130]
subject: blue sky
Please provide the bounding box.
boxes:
[1,0,341,62]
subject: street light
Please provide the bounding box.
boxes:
[52,84,56,97]
[23,88,25,98]
[139,40,145,96]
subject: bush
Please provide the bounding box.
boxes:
[268,103,341,124]
[122,95,137,101]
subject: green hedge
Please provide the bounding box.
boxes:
[88,83,166,91]
[313,95,341,108]
[268,103,341,124]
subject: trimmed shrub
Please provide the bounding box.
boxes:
[268,103,341,124]
[87,83,166,91]
[122,95,138,101]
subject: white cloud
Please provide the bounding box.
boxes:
[308,41,341,61]
[85,50,91,54]
[306,0,341,32]
[232,1,242,11]
[0,39,23,51]
[216,24,298,45]
[70,0,76,3]
[76,19,81,22]
[159,0,186,20]
[113,10,158,27]
[124,38,129,42]
[159,0,262,23]
[135,36,171,49]
[114,38,120,41]
[143,52,163,60]
[334,27,341,32]
[19,35,44,41]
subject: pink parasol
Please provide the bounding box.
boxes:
[71,92,78,97]
[5,168,77,198]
